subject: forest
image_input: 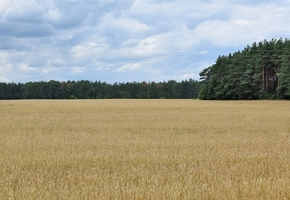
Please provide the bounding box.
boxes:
[199,38,290,100]
[0,79,201,99]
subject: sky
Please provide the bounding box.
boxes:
[1,0,290,83]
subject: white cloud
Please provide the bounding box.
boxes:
[114,63,141,72]
[42,66,61,75]
[0,62,12,82]
[0,76,9,82]
[2,1,44,23]
[193,4,290,47]
[97,12,152,43]
[99,0,115,6]
[119,25,199,58]
[70,35,109,62]
[128,0,226,23]
[44,9,61,21]
[1,0,290,83]
[71,67,85,74]
[199,50,208,55]
[183,73,197,80]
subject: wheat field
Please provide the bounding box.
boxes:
[1,99,290,199]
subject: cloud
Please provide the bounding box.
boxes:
[193,4,290,47]
[0,0,290,83]
[99,0,115,6]
[0,0,53,37]
[71,67,85,74]
[114,63,141,72]
[99,13,151,34]
[0,56,12,82]
[183,73,197,80]
[2,1,44,24]
[199,50,208,55]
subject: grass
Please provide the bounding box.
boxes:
[1,99,290,199]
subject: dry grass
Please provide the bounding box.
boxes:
[1,99,290,199]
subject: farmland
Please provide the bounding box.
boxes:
[1,100,290,199]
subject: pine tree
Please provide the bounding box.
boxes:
[277,39,290,99]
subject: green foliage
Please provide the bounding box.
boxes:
[199,38,290,100]
[0,79,202,99]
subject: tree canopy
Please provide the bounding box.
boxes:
[199,38,290,100]
[0,79,201,99]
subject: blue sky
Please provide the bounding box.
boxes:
[1,0,290,83]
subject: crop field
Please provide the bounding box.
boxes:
[1,99,290,199]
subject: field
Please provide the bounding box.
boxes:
[1,99,290,199]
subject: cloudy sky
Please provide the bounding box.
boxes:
[1,0,290,83]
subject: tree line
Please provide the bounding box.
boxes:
[0,79,201,99]
[199,38,290,100]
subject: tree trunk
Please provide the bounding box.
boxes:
[263,66,266,91]
[278,65,280,87]
[265,68,269,92]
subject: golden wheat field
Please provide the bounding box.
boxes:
[1,99,290,199]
